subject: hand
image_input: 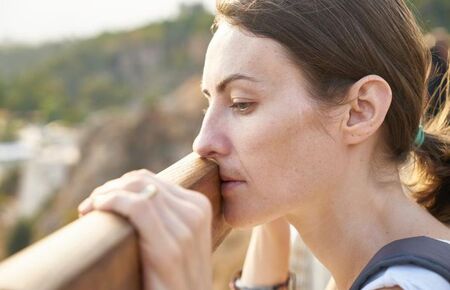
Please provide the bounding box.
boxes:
[77,169,213,290]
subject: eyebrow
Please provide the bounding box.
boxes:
[201,73,259,97]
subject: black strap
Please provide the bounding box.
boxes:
[350,236,450,290]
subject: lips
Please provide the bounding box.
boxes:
[221,180,245,193]
[219,169,246,195]
[219,171,244,194]
[220,177,243,182]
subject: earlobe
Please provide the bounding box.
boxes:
[342,75,392,145]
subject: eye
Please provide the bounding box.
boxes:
[230,102,253,114]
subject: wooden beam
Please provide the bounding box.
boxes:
[0,152,231,290]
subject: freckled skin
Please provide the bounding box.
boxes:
[193,22,347,228]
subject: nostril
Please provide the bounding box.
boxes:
[193,143,218,160]
[196,149,216,159]
[192,135,214,158]
[192,125,229,158]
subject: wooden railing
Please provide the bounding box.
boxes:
[0,152,231,290]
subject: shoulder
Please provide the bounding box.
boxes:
[354,237,450,290]
[361,264,450,290]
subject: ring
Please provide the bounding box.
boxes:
[139,184,159,199]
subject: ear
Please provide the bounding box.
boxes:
[341,75,392,145]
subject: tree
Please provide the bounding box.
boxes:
[410,0,450,31]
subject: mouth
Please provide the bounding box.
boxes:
[219,170,246,194]
[220,180,246,194]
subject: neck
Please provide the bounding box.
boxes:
[286,159,446,289]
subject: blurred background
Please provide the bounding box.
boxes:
[0,0,448,289]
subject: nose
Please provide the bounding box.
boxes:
[192,111,229,159]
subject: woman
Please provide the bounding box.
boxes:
[78,0,450,289]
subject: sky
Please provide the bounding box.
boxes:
[0,0,215,45]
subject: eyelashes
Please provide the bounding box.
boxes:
[202,102,254,115]
[230,102,252,112]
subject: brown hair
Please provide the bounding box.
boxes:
[213,0,450,224]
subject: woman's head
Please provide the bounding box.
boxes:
[213,0,430,159]
[193,0,450,228]
[195,21,352,227]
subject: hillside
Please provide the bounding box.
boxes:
[0,4,213,123]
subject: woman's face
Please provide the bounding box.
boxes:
[193,21,346,228]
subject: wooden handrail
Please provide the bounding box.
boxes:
[0,152,231,290]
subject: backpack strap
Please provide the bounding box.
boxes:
[350,236,450,290]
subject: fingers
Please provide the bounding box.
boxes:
[91,174,151,197]
[89,188,194,289]
[148,176,213,221]
[110,170,213,248]
[79,170,211,256]
[78,170,156,216]
[123,172,213,273]
[88,190,166,250]
[79,169,212,220]
[76,169,213,289]
[88,191,175,263]
[91,190,145,217]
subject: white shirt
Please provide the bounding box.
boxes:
[361,239,450,290]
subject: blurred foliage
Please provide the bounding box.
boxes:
[6,218,33,255]
[0,167,20,200]
[409,0,450,30]
[0,117,22,142]
[0,79,5,107]
[0,4,213,124]
[0,42,71,82]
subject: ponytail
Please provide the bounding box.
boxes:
[407,68,450,225]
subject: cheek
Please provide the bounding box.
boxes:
[235,105,339,211]
[222,98,344,228]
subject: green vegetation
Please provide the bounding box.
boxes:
[0,4,213,124]
[0,167,20,201]
[6,218,33,256]
[0,42,71,81]
[409,0,450,30]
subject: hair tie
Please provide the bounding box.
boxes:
[414,125,425,147]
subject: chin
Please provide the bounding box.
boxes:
[222,201,253,229]
[222,200,274,230]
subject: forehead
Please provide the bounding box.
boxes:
[202,21,299,89]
